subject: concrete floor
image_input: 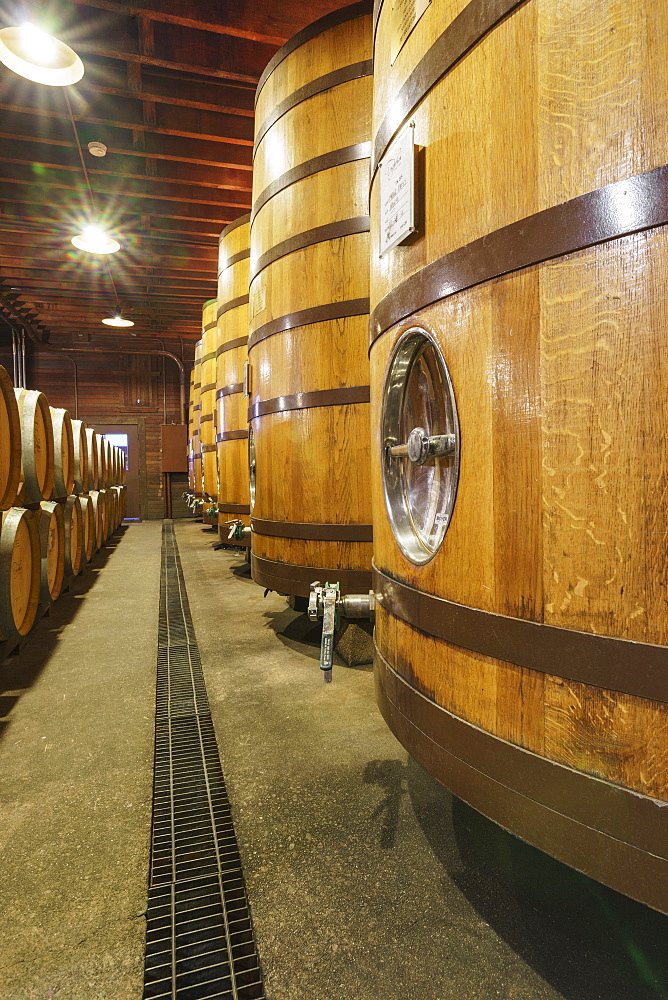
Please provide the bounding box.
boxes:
[0,522,160,1000]
[0,519,666,999]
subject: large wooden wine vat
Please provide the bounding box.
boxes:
[187,369,196,492]
[200,299,219,501]
[191,339,203,496]
[369,0,668,913]
[216,215,251,547]
[248,0,374,596]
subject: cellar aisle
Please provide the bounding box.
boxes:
[0,520,664,1000]
[0,522,161,1000]
[176,520,666,1000]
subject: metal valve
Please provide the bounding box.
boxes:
[308,582,375,683]
[225,519,251,541]
[387,426,456,465]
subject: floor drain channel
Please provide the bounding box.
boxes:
[144,521,265,1000]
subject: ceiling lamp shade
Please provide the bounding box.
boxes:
[71,226,120,254]
[0,23,84,86]
[102,312,134,328]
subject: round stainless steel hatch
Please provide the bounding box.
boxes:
[381,328,459,564]
[248,424,256,508]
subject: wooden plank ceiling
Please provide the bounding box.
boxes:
[0,0,352,343]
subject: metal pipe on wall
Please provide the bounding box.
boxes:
[20,328,26,389]
[11,327,18,386]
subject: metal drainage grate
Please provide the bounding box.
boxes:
[143,521,265,1000]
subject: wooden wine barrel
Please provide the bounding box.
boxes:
[71,419,88,494]
[118,484,127,521]
[63,494,83,577]
[88,490,105,550]
[98,488,111,540]
[0,506,40,641]
[14,388,54,503]
[200,300,219,500]
[192,338,203,495]
[85,428,99,491]
[216,215,251,547]
[0,365,21,510]
[106,487,118,533]
[50,407,75,498]
[35,500,65,603]
[104,439,112,488]
[95,433,107,489]
[249,1,374,596]
[78,494,95,563]
[369,0,668,914]
[110,486,122,530]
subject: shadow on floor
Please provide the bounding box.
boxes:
[363,758,406,849]
[229,558,253,582]
[263,607,322,662]
[0,527,128,746]
[406,756,668,1000]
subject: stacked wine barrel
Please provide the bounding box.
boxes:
[369,0,668,913]
[248,0,374,596]
[0,364,127,651]
[216,215,251,547]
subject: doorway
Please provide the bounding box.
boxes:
[94,422,143,520]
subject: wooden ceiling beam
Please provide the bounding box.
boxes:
[0,167,251,210]
[89,80,254,118]
[0,130,253,174]
[76,43,260,85]
[0,192,234,226]
[0,251,216,275]
[0,151,252,194]
[0,233,217,263]
[11,285,211,303]
[0,100,254,147]
[5,260,213,282]
[0,130,251,173]
[65,0,356,47]
[0,224,217,252]
[1,111,252,172]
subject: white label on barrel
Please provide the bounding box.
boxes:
[390,0,431,63]
[379,123,416,257]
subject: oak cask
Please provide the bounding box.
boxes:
[370,0,668,913]
[249,1,374,596]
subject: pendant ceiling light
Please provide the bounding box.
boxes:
[102,310,134,328]
[0,23,84,86]
[71,226,120,254]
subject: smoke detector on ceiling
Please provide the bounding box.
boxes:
[87,141,107,157]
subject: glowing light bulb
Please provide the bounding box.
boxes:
[72,226,121,254]
[20,23,57,64]
[0,23,84,85]
[102,315,134,328]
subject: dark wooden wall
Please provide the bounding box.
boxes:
[0,330,190,519]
